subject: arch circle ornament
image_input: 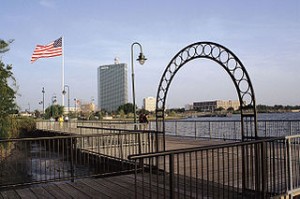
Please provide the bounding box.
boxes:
[156,41,257,149]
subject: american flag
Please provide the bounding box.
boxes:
[31,37,62,63]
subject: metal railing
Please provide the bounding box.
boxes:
[129,135,300,198]
[30,120,300,197]
[286,135,300,197]
[0,128,162,188]
[36,121,150,134]
[36,120,300,140]
[149,120,300,140]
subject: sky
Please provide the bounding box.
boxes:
[1,0,300,111]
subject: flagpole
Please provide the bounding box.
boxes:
[62,36,65,107]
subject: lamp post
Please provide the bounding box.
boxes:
[74,98,77,118]
[131,42,147,127]
[51,94,57,118]
[42,87,45,116]
[63,85,70,114]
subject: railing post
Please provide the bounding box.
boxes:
[233,121,236,139]
[118,130,124,160]
[265,121,267,137]
[175,121,177,136]
[255,142,262,198]
[261,141,267,198]
[134,159,138,199]
[70,137,75,182]
[194,121,197,139]
[289,121,292,136]
[138,131,142,155]
[242,144,246,196]
[209,121,211,139]
[169,154,175,198]
[287,138,293,193]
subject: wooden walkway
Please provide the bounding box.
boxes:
[0,174,138,199]
[0,137,233,199]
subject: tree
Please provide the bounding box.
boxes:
[44,105,64,119]
[0,39,18,138]
[137,108,150,115]
[215,107,225,112]
[117,103,136,115]
[0,39,14,54]
[34,109,41,118]
[118,109,125,118]
[227,107,234,112]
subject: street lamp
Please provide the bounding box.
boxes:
[63,85,70,114]
[42,87,45,116]
[131,42,147,126]
[74,98,77,118]
[51,94,56,118]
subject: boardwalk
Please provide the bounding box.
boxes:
[0,174,137,199]
[2,123,299,198]
[0,137,233,199]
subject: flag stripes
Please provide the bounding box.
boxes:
[31,37,62,63]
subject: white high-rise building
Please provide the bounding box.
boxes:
[143,97,156,112]
[97,60,128,112]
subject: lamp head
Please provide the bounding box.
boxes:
[137,52,147,65]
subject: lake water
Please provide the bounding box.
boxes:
[151,112,300,139]
[183,112,300,121]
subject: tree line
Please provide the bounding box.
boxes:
[256,104,300,113]
[0,39,35,139]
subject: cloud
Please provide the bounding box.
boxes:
[39,0,55,8]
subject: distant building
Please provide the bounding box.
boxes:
[193,100,240,112]
[63,100,96,114]
[63,106,78,114]
[143,97,156,112]
[185,104,193,111]
[80,102,96,113]
[19,111,33,117]
[97,59,128,112]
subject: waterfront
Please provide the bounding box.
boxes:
[2,118,300,198]
[183,112,300,121]
[150,112,300,140]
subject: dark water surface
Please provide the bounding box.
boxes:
[156,112,300,139]
[183,112,300,121]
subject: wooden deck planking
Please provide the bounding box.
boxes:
[91,177,136,198]
[0,137,242,198]
[1,189,20,199]
[66,180,110,199]
[29,186,54,199]
[165,136,235,150]
[0,174,195,199]
[105,175,149,197]
[55,183,90,198]
[83,178,134,198]
[42,184,72,199]
[15,188,38,199]
[79,177,131,198]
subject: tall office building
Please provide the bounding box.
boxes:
[97,59,128,112]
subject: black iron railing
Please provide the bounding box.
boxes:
[149,120,300,140]
[286,135,300,195]
[0,129,162,188]
[129,135,300,198]
[36,120,300,140]
[36,120,149,133]
[32,121,300,197]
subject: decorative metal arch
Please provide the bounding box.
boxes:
[156,41,257,148]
